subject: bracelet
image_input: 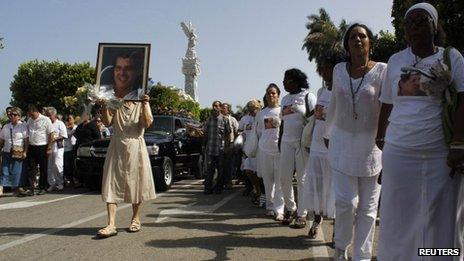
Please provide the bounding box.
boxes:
[450,141,464,146]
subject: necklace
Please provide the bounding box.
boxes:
[348,61,368,120]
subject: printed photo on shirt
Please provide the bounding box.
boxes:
[264,118,276,129]
[281,105,295,116]
[398,59,450,97]
[245,123,252,130]
[314,105,326,121]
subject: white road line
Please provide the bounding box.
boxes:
[155,191,240,223]
[0,193,92,211]
[0,180,203,252]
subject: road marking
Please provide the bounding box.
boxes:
[0,193,91,211]
[155,191,240,223]
[0,180,203,252]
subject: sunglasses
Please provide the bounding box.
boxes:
[8,113,19,116]
[404,16,433,28]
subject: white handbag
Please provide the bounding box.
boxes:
[301,115,315,148]
[243,122,258,157]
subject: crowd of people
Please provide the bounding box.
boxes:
[0,106,110,197]
[200,3,463,260]
[0,2,463,260]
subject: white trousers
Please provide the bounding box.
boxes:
[333,169,380,261]
[257,149,284,215]
[279,140,308,216]
[48,148,64,186]
[378,144,458,261]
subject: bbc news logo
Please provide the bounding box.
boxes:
[418,248,461,256]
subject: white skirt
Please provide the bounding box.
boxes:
[378,143,458,261]
[303,151,335,218]
[243,157,257,173]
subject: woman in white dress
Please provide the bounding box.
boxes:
[97,94,156,238]
[376,3,464,260]
[304,51,344,239]
[325,23,386,260]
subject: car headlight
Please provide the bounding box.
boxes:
[146,144,159,155]
[77,146,92,157]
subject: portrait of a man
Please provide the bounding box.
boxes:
[96,43,151,100]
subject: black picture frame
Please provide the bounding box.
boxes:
[95,43,151,100]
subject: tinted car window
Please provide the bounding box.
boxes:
[147,116,173,134]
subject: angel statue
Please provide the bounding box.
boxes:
[181,21,197,58]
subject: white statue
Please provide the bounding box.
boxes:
[181,21,197,59]
[181,21,200,102]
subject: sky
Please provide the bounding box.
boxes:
[0,0,395,112]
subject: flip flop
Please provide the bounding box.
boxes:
[97,226,118,238]
[128,219,141,233]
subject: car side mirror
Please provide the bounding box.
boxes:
[174,128,187,138]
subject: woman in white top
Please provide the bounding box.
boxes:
[239,100,262,206]
[376,3,464,260]
[304,51,344,239]
[325,23,386,260]
[256,84,285,220]
[279,68,317,228]
[0,107,29,196]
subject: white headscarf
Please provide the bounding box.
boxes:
[404,2,438,28]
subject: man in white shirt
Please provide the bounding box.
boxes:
[26,105,54,195]
[221,103,239,189]
[45,107,67,191]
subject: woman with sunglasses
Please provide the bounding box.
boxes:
[377,3,464,260]
[0,107,28,197]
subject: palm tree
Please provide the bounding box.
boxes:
[302,8,347,75]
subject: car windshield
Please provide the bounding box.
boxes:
[147,117,173,134]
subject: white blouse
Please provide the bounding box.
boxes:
[256,106,281,155]
[325,62,387,177]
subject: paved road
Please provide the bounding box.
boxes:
[0,179,379,260]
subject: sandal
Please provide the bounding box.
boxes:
[128,219,141,233]
[308,221,320,239]
[97,226,117,238]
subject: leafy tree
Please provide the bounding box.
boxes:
[10,60,94,114]
[148,82,200,120]
[392,0,464,52]
[371,31,403,63]
[199,107,212,123]
[0,36,4,49]
[302,8,347,75]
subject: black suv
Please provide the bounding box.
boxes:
[75,115,204,191]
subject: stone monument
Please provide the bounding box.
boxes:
[181,21,200,102]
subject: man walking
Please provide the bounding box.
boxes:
[26,105,54,195]
[220,103,239,189]
[203,101,230,194]
[45,107,67,191]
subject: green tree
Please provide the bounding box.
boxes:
[0,36,4,49]
[10,60,94,114]
[302,8,347,75]
[392,0,464,52]
[371,31,403,63]
[148,82,200,120]
[199,107,212,123]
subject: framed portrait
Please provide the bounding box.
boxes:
[95,43,151,100]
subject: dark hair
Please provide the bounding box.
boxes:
[343,23,375,54]
[266,83,281,96]
[284,68,310,89]
[212,100,222,107]
[28,104,40,113]
[263,94,268,108]
[112,50,143,73]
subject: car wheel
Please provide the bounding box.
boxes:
[155,157,173,191]
[191,154,204,179]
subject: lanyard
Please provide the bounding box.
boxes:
[348,62,368,120]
